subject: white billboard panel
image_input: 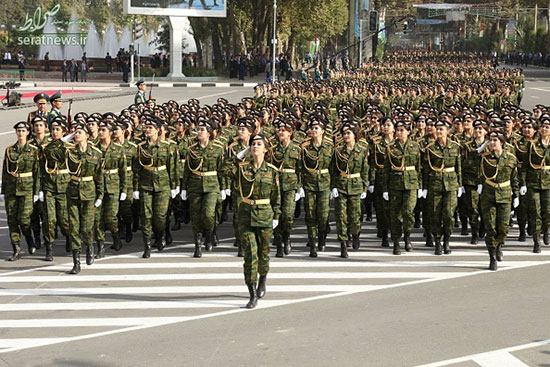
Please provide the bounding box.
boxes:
[124,0,226,17]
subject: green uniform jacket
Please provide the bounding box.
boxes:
[234,159,281,227]
[383,139,422,192]
[300,139,333,192]
[423,139,462,192]
[1,142,40,196]
[122,140,138,194]
[522,137,550,189]
[135,139,177,192]
[182,140,223,193]
[514,136,531,186]
[461,139,485,186]
[134,91,146,105]
[271,140,302,192]
[42,139,70,194]
[98,142,127,196]
[66,144,104,201]
[480,151,519,202]
[331,143,369,195]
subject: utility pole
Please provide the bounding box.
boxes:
[535,3,538,32]
[349,0,356,66]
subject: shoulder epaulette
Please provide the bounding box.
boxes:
[127,141,137,148]
[160,140,170,145]
[113,143,122,148]
[266,163,279,171]
[228,141,238,149]
[189,142,198,148]
[138,141,147,146]
[301,141,311,149]
[28,144,38,149]
[91,145,102,154]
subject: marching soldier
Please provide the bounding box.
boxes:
[514,119,536,241]
[135,79,147,105]
[47,91,63,129]
[2,121,40,261]
[27,93,50,123]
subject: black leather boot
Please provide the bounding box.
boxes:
[460,218,468,235]
[85,244,95,265]
[246,283,258,309]
[533,232,541,253]
[381,230,389,247]
[544,228,550,246]
[393,239,401,255]
[112,232,122,251]
[165,220,173,245]
[283,233,292,255]
[518,225,526,242]
[257,275,267,298]
[414,211,421,228]
[237,243,243,257]
[33,228,42,250]
[404,232,412,252]
[443,235,452,255]
[425,232,434,247]
[478,222,486,239]
[488,247,497,271]
[213,227,219,247]
[25,235,35,255]
[65,238,71,253]
[8,243,21,261]
[142,235,152,259]
[44,243,53,261]
[95,241,105,259]
[193,234,202,258]
[204,231,213,252]
[308,237,317,258]
[340,241,348,258]
[294,199,301,218]
[352,234,360,250]
[155,233,166,252]
[318,230,326,252]
[434,237,442,255]
[496,243,503,262]
[125,222,133,243]
[69,250,81,274]
[470,225,479,244]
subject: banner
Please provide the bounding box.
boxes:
[125,0,226,18]
[506,19,516,41]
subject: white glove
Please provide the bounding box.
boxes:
[224,189,231,197]
[94,199,102,208]
[360,192,367,199]
[330,188,339,200]
[294,192,301,202]
[299,187,305,198]
[477,184,483,194]
[367,185,374,193]
[513,197,520,208]
[33,194,39,203]
[119,192,127,201]
[458,186,465,198]
[181,189,187,201]
[382,192,389,201]
[236,146,250,160]
[132,191,140,200]
[272,219,279,229]
[61,131,75,143]
[476,140,488,153]
[417,189,423,199]
[221,190,227,201]
[38,191,44,202]
[520,186,527,196]
[422,189,428,198]
[171,188,179,199]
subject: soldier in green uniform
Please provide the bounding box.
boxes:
[423,120,462,255]
[27,93,49,123]
[521,118,550,253]
[41,117,71,261]
[134,118,178,259]
[479,131,519,270]
[134,79,147,105]
[232,134,280,309]
[332,123,369,258]
[2,121,40,261]
[301,118,333,254]
[47,91,63,129]
[383,121,422,255]
[66,123,104,274]
[94,120,127,258]
[514,119,536,241]
[181,119,224,258]
[271,119,302,257]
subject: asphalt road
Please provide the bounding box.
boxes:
[0,74,550,367]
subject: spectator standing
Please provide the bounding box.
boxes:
[70,58,77,82]
[44,52,50,72]
[18,56,25,81]
[61,59,68,82]
[105,53,113,73]
[81,59,88,82]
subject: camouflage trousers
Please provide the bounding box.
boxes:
[527,188,550,234]
[42,191,69,244]
[239,222,271,284]
[374,184,390,231]
[67,197,95,251]
[232,195,243,244]
[274,190,297,240]
[516,192,529,233]
[480,193,511,249]
[95,193,120,242]
[141,190,170,238]
[188,192,218,235]
[428,190,458,238]
[304,189,330,238]
[389,189,417,240]
[30,200,43,235]
[118,196,133,223]
[464,185,481,228]
[5,193,33,244]
[335,193,361,241]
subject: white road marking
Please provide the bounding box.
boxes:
[0,317,193,328]
[530,95,541,99]
[414,338,550,367]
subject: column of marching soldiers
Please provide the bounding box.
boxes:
[2,50,547,286]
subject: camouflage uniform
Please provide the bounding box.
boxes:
[29,135,50,249]
[118,139,138,241]
[461,139,485,241]
[371,136,392,245]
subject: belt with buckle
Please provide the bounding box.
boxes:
[193,171,217,177]
[280,169,295,173]
[144,165,166,172]
[106,168,118,174]
[443,167,455,173]
[392,166,416,172]
[340,172,361,178]
[485,180,510,188]
[71,175,93,182]
[242,198,270,205]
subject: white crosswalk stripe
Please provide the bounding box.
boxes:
[0,243,548,355]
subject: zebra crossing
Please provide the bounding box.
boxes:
[1,223,549,355]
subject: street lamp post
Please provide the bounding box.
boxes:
[272,0,277,83]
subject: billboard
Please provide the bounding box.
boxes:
[124,0,226,17]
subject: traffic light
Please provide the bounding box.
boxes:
[369,10,378,32]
